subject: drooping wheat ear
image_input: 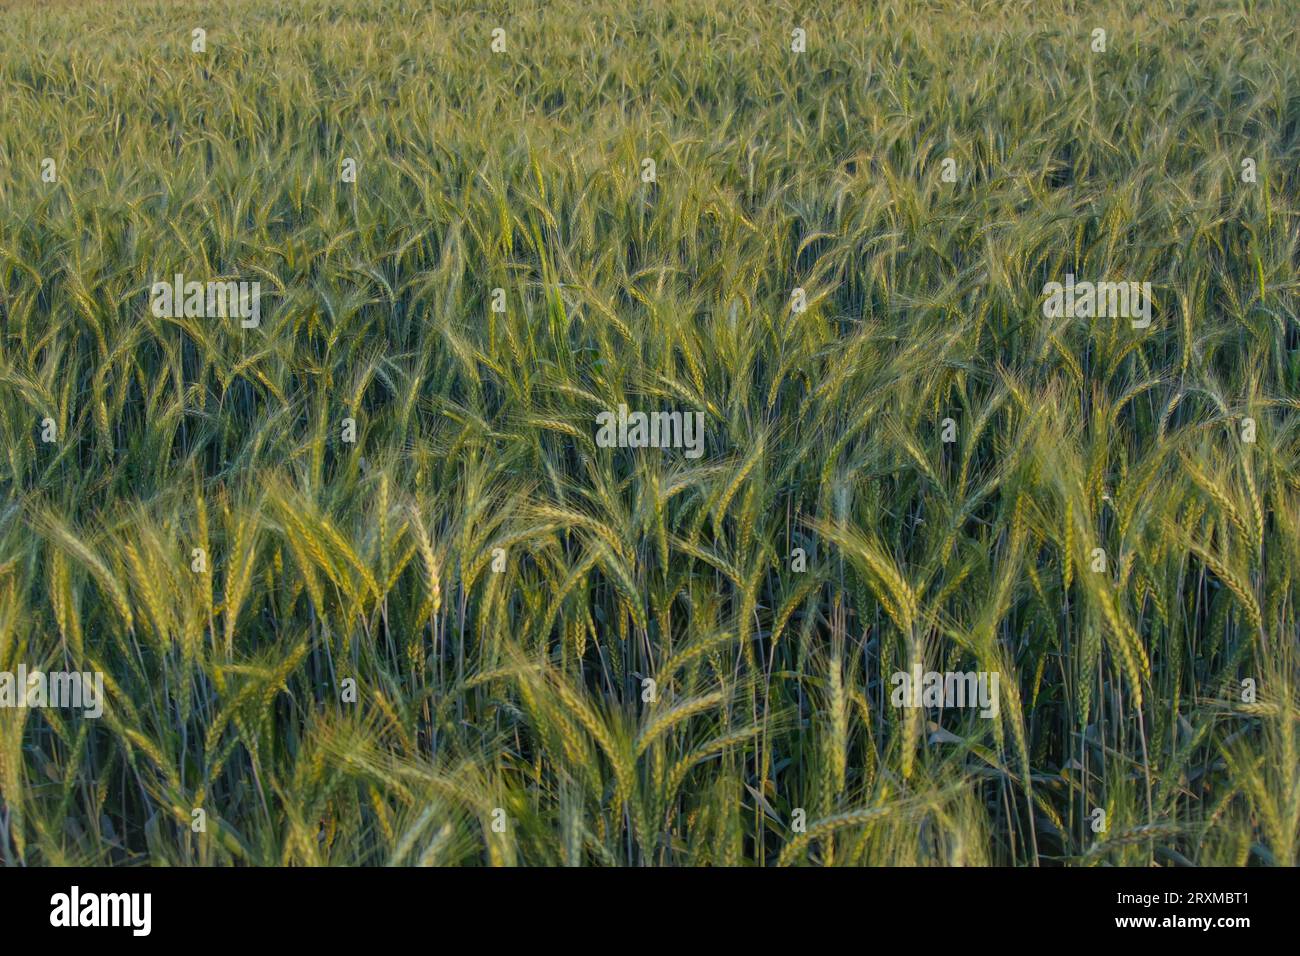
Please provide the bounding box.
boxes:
[777,806,897,867]
[48,549,83,658]
[223,510,260,656]
[123,539,168,643]
[1062,498,1074,591]
[377,473,390,588]
[1180,529,1264,639]
[408,505,441,620]
[43,515,133,633]
[635,691,725,758]
[827,655,847,796]
[548,672,634,806]
[1181,453,1251,543]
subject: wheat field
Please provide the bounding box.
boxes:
[0,0,1297,867]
